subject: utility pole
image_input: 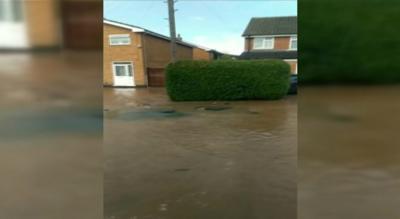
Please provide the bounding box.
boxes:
[167,0,177,62]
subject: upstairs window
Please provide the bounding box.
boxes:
[0,0,23,22]
[290,36,297,50]
[253,37,274,50]
[109,34,131,46]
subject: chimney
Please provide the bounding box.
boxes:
[177,34,182,41]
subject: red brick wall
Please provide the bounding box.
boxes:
[274,37,291,50]
[193,48,211,60]
[285,60,298,74]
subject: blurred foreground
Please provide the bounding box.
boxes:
[0,51,102,219]
[299,86,400,219]
[300,0,400,83]
[0,0,102,217]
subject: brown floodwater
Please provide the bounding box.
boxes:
[104,88,297,219]
[0,52,102,219]
[3,53,395,219]
[298,86,400,219]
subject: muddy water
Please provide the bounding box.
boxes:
[0,52,102,219]
[299,86,400,219]
[104,88,297,219]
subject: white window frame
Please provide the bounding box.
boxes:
[253,37,274,50]
[112,61,134,76]
[112,61,135,86]
[289,36,297,50]
[250,34,296,38]
[109,34,131,46]
[0,0,24,22]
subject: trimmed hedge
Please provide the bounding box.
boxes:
[166,60,290,101]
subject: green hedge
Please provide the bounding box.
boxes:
[166,60,290,101]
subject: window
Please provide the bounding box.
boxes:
[253,38,263,49]
[109,34,131,45]
[253,37,274,50]
[290,36,297,50]
[0,0,23,22]
[0,1,5,21]
[11,1,23,22]
[113,62,133,76]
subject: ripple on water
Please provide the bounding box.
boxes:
[107,108,188,121]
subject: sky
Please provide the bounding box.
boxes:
[104,0,297,55]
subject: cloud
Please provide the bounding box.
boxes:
[191,34,244,55]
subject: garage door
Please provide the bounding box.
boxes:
[147,68,165,87]
[61,1,102,49]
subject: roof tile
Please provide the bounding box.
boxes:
[242,16,297,36]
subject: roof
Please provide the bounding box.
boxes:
[239,50,297,60]
[104,19,195,48]
[242,16,297,36]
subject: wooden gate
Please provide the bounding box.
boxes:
[147,68,165,87]
[61,0,102,49]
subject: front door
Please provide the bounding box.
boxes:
[112,62,135,87]
[0,0,28,48]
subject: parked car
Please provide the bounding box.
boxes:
[288,74,297,94]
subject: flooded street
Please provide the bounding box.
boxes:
[104,88,297,219]
[5,53,397,219]
[299,86,400,219]
[0,52,102,219]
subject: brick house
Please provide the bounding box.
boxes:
[239,16,297,74]
[0,0,102,50]
[104,19,213,87]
